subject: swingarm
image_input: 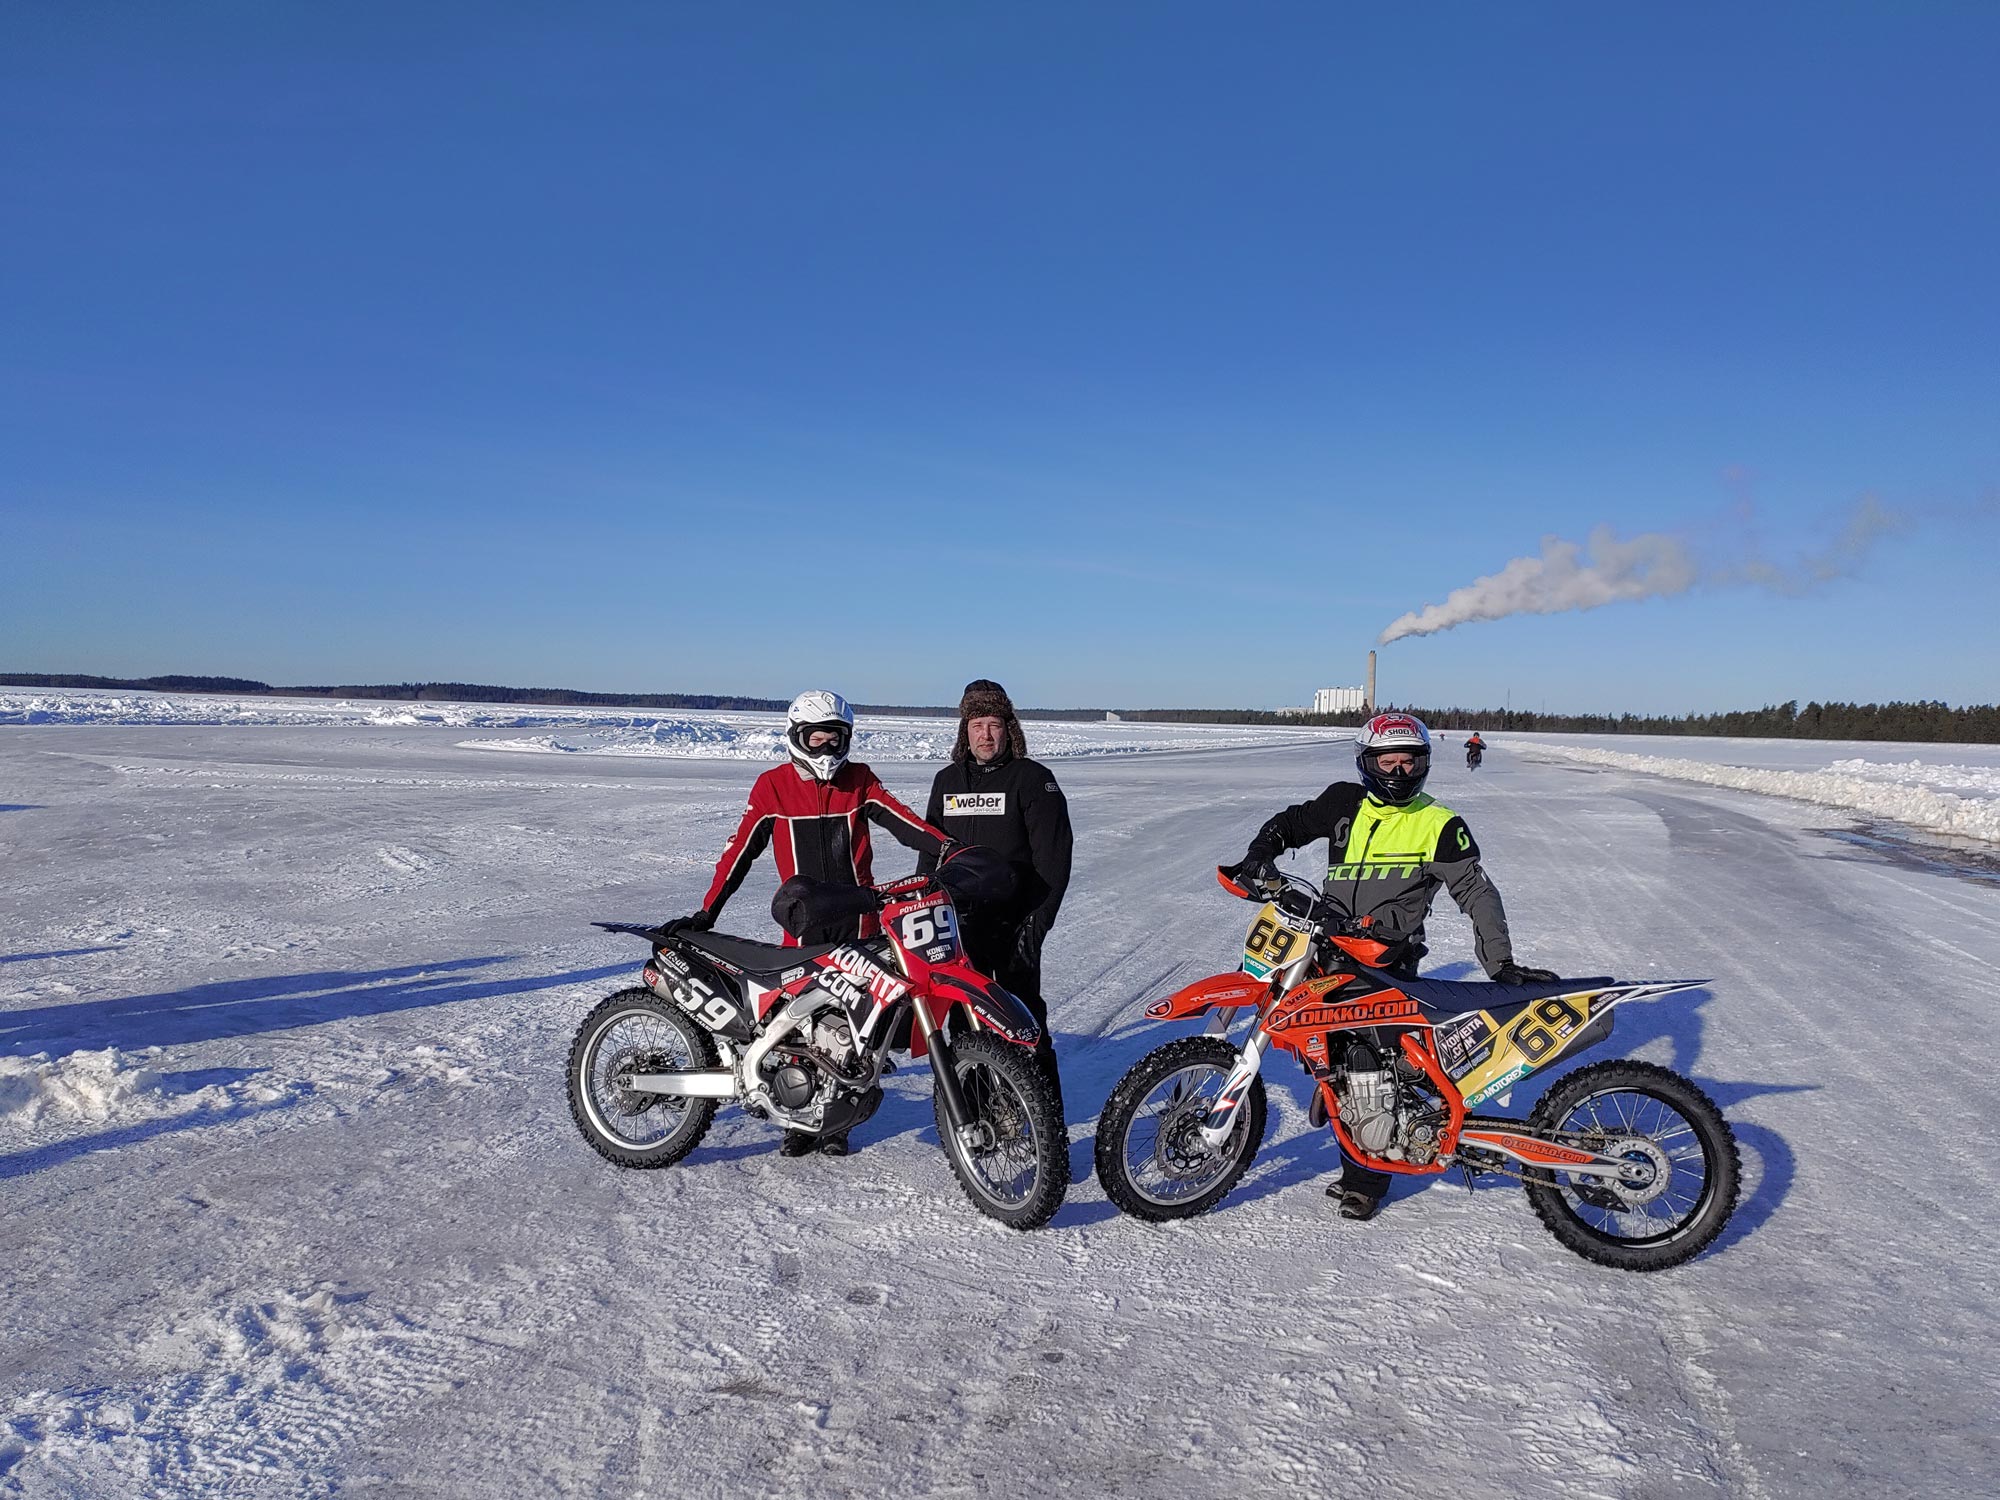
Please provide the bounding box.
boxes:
[1454,1117,1661,1189]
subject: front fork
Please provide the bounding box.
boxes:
[1197,1027,1270,1150]
[912,997,976,1136]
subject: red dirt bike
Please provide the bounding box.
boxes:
[1094,867,1740,1270]
[567,865,1068,1229]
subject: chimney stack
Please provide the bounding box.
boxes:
[1365,651,1377,715]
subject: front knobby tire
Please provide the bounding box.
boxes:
[567,988,721,1169]
[1523,1059,1740,1272]
[1095,1036,1267,1223]
[932,1032,1070,1230]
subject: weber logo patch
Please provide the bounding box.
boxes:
[943,792,1007,816]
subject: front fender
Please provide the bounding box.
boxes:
[1143,971,1265,1022]
[914,960,1041,1050]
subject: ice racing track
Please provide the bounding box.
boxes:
[3,725,1997,1498]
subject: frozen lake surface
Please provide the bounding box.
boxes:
[4,716,1998,1497]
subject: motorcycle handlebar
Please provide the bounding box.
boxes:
[1213,865,1375,941]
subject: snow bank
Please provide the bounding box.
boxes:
[1823,757,2000,799]
[1518,742,2000,844]
[1,688,1346,760]
[0,689,664,730]
[472,719,1337,762]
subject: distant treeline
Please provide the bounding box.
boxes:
[4,674,1995,743]
[4,673,825,714]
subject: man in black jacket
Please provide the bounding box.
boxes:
[917,680,1073,1109]
[1226,713,1559,1222]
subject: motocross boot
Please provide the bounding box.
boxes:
[813,1084,885,1158]
[1327,1184,1383,1221]
[778,1131,817,1158]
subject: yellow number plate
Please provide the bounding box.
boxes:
[1241,902,1311,979]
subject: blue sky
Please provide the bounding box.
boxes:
[4,3,1995,713]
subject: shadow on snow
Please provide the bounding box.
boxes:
[1,956,631,1058]
[0,945,127,966]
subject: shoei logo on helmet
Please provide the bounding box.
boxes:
[1356,713,1431,803]
[1364,714,1424,743]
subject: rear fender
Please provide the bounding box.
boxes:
[1143,972,1266,1023]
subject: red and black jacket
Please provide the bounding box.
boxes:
[702,761,950,945]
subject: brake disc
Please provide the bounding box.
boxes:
[1586,1135,1671,1208]
[606,1048,668,1116]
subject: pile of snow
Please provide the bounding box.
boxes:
[0,1048,170,1125]
[1518,742,2000,845]
[1,688,1347,760]
[0,1047,299,1128]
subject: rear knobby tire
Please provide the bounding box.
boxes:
[1095,1036,1267,1223]
[567,988,721,1168]
[931,1032,1070,1230]
[1523,1059,1739,1272]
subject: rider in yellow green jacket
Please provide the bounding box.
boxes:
[1223,713,1558,1222]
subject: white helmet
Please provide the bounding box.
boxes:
[785,690,854,781]
[1354,712,1432,804]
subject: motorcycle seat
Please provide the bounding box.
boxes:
[682,929,846,978]
[1358,966,1616,1018]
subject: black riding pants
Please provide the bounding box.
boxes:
[963,923,1064,1107]
[1337,953,1424,1202]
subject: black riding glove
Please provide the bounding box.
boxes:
[1494,961,1559,985]
[1223,854,1281,891]
[1013,914,1049,971]
[661,909,715,937]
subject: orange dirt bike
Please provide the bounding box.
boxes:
[1094,867,1740,1270]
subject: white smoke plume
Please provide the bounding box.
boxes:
[1377,496,1910,646]
[1716,494,1909,595]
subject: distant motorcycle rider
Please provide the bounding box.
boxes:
[917,680,1073,1110]
[1465,732,1485,769]
[669,690,953,1159]
[1223,712,1557,1222]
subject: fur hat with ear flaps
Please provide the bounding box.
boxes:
[954,678,1028,763]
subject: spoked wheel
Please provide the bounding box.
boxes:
[1523,1059,1740,1271]
[932,1033,1069,1230]
[567,989,720,1168]
[1095,1037,1267,1222]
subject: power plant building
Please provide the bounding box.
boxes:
[1313,686,1367,715]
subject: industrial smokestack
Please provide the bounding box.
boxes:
[1366,651,1376,715]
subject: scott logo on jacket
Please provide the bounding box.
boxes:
[943,792,1007,816]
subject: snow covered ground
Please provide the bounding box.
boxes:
[4,718,1998,1497]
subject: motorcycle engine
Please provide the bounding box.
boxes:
[767,1059,818,1111]
[1334,1037,1445,1165]
[756,1008,867,1123]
